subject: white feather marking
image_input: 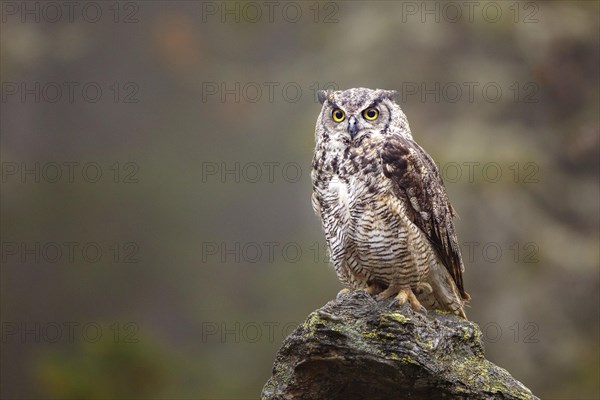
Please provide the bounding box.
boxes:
[328,177,350,217]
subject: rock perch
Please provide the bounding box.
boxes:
[261,291,538,400]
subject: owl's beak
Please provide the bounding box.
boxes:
[348,116,359,138]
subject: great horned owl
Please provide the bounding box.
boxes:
[311,87,470,318]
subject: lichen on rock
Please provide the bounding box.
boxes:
[261,291,538,400]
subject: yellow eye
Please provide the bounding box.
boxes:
[363,107,379,121]
[332,109,345,123]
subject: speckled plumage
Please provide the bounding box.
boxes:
[311,88,470,318]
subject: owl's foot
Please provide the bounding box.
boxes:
[393,288,427,314]
[415,282,433,295]
[336,282,383,300]
[362,282,385,296]
[336,288,351,300]
[378,286,427,314]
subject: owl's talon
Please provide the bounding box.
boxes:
[415,282,433,295]
[386,287,427,314]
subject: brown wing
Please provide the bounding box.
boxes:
[381,135,469,300]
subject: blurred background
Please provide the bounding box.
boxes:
[1,1,598,399]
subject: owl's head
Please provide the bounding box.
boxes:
[315,87,411,145]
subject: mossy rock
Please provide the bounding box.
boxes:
[262,291,538,400]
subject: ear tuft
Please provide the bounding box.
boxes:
[382,89,399,100]
[317,90,330,105]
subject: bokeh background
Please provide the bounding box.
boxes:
[1,1,598,399]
